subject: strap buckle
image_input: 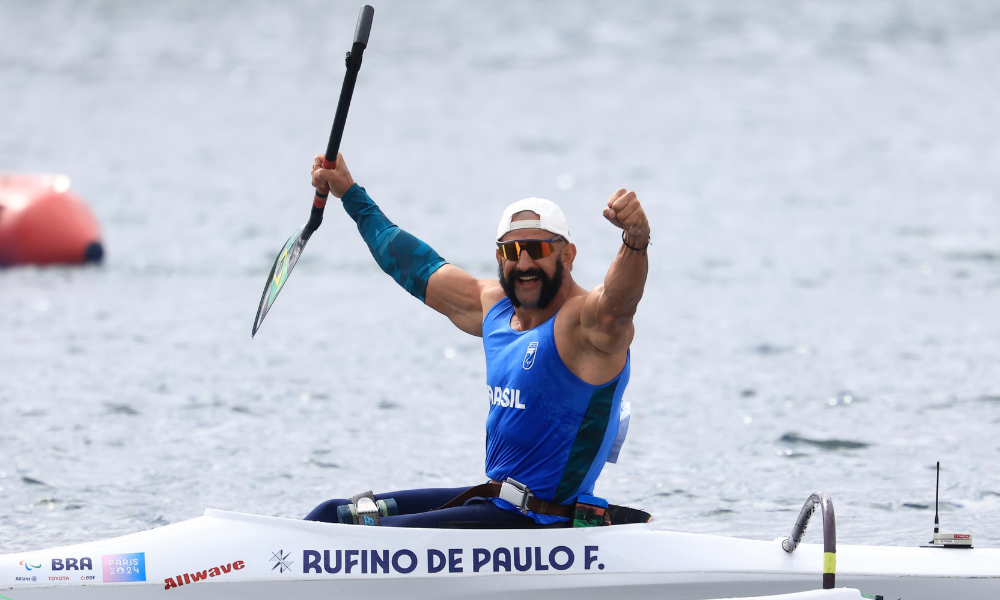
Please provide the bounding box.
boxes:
[355,497,380,526]
[499,477,532,513]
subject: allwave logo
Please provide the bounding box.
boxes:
[522,341,539,370]
[164,559,243,590]
[488,386,526,410]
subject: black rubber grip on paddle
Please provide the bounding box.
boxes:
[304,204,324,240]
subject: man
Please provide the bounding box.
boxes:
[304,153,649,527]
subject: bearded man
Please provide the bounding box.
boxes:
[305,153,649,528]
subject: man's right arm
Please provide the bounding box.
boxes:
[312,154,501,337]
[424,266,502,337]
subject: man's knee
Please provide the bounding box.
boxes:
[304,498,350,522]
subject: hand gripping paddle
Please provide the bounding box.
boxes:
[252,5,374,338]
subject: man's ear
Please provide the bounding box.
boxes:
[563,243,577,272]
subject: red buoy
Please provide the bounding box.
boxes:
[0,173,103,266]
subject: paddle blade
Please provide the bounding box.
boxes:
[252,224,309,338]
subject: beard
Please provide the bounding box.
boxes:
[498,257,565,309]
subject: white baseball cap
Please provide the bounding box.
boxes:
[496,197,571,242]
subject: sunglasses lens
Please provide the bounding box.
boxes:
[499,240,554,260]
[526,242,551,259]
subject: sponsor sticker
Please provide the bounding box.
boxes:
[164,559,244,590]
[18,560,42,571]
[52,557,93,571]
[271,549,294,573]
[103,552,146,583]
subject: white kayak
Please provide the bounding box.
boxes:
[2,507,997,600]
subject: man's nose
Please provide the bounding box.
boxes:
[515,249,537,270]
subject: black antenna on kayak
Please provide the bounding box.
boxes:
[934,461,940,535]
[922,460,972,548]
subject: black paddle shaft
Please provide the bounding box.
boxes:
[305,4,374,238]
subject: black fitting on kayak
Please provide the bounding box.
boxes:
[782,491,837,589]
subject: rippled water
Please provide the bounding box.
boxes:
[2,0,999,553]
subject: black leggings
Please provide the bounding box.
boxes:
[303,486,536,528]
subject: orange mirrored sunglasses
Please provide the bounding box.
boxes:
[496,236,565,261]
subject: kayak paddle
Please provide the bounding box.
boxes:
[252,5,374,338]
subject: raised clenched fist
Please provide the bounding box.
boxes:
[602,189,650,247]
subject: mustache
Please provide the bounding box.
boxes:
[509,268,544,280]
[497,259,564,310]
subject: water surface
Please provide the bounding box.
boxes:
[2,0,999,552]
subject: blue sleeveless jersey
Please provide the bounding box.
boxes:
[482,297,630,523]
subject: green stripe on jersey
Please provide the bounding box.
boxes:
[553,381,618,503]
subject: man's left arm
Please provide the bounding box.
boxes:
[580,189,650,354]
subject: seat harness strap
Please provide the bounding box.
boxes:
[434,479,574,519]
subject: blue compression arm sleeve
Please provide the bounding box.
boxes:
[340,184,447,302]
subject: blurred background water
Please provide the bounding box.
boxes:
[2,0,999,553]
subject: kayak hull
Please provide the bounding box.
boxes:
[0,577,857,600]
[4,575,997,600]
[2,509,997,599]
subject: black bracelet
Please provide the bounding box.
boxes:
[622,230,650,252]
